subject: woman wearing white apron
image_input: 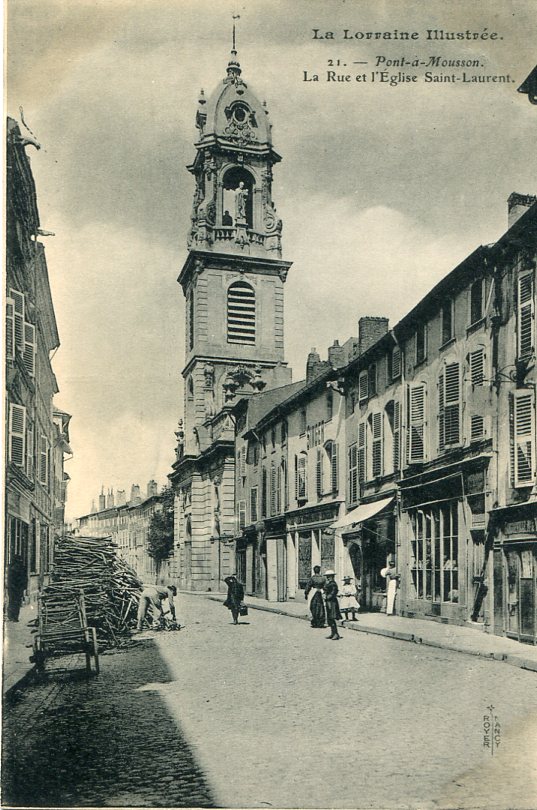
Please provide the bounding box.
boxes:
[380,560,399,615]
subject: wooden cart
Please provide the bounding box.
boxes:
[32,588,99,676]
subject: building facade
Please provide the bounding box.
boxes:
[169,47,293,592]
[76,482,169,583]
[231,197,537,644]
[5,118,72,603]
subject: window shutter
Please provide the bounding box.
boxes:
[443,362,461,445]
[470,414,485,442]
[240,447,246,477]
[358,370,368,402]
[368,363,377,397]
[331,442,338,492]
[513,389,536,487]
[469,348,485,386]
[393,400,401,471]
[276,465,282,514]
[6,298,15,359]
[316,448,323,496]
[26,419,34,479]
[438,373,445,452]
[409,383,426,462]
[9,404,26,467]
[250,487,258,524]
[10,289,25,353]
[262,468,267,517]
[227,282,256,344]
[372,412,383,478]
[348,444,357,504]
[391,346,401,380]
[294,455,299,502]
[270,464,276,515]
[518,272,535,359]
[23,323,36,377]
[239,500,246,529]
[358,422,367,482]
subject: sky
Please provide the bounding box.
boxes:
[6,0,537,520]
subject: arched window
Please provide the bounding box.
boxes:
[227,281,256,344]
[222,167,254,227]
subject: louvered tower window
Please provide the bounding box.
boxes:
[227,282,256,344]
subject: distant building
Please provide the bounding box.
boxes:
[5,118,72,601]
[76,482,169,583]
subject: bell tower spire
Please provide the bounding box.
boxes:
[170,41,294,593]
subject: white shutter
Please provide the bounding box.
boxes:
[271,464,276,514]
[513,390,536,487]
[469,348,485,386]
[518,272,535,359]
[391,346,401,379]
[6,298,15,359]
[39,435,49,486]
[443,362,461,445]
[240,447,246,477]
[23,323,36,377]
[331,443,338,492]
[409,383,426,462]
[316,448,323,496]
[26,419,34,479]
[358,422,367,482]
[10,289,25,353]
[372,412,383,478]
[470,414,485,442]
[238,500,246,529]
[358,370,368,402]
[393,400,401,471]
[9,404,26,467]
[348,444,357,504]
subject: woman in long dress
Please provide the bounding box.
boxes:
[323,570,342,640]
[304,566,326,628]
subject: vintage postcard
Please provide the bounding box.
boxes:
[3,1,537,808]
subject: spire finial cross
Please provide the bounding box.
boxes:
[232,13,240,53]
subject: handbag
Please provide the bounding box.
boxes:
[239,603,248,616]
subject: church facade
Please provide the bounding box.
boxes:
[169,47,293,591]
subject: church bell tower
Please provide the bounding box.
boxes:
[170,43,293,591]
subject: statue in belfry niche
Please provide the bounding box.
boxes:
[234,181,248,221]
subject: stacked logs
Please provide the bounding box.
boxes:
[43,535,143,644]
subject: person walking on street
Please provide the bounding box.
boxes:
[304,566,326,628]
[7,555,27,622]
[339,575,360,622]
[323,570,342,640]
[136,584,177,631]
[224,575,244,625]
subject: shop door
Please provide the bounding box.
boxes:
[298,533,311,590]
[506,546,537,643]
[276,537,287,601]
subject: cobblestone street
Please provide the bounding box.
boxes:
[3,593,537,809]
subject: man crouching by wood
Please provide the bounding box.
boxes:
[136,584,177,631]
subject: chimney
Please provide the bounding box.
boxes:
[98,487,106,512]
[116,489,126,506]
[508,192,537,228]
[147,479,158,498]
[358,317,389,356]
[130,484,141,505]
[106,488,114,508]
[306,348,324,382]
[328,339,346,369]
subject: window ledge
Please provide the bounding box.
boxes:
[439,337,456,352]
[414,357,427,370]
[466,318,486,336]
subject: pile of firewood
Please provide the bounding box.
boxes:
[44,535,143,644]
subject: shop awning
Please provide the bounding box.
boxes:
[330,496,394,531]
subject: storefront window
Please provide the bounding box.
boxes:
[410,502,459,603]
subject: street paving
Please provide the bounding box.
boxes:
[3,593,537,809]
